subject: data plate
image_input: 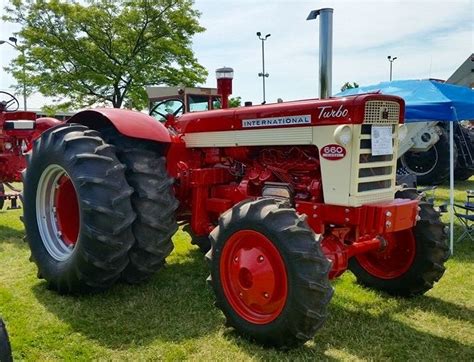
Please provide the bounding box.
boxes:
[371,125,393,156]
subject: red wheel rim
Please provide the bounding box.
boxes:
[54,175,80,246]
[220,230,288,324]
[356,229,416,279]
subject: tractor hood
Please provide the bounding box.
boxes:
[176,94,405,134]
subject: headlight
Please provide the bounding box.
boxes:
[398,124,408,141]
[333,125,352,146]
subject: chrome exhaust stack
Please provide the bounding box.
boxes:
[307,8,334,99]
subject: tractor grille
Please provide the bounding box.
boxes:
[364,100,400,124]
[350,101,400,205]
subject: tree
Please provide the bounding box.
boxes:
[3,0,208,110]
[340,81,359,92]
[229,96,241,108]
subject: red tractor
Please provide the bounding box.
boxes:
[21,9,449,348]
[0,91,61,210]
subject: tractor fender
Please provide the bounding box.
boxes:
[67,108,171,143]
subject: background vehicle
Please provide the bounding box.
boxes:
[21,9,449,348]
[0,91,60,210]
[399,120,474,185]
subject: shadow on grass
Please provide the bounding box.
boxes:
[32,248,221,348]
[230,294,474,360]
[0,223,28,252]
[32,245,473,359]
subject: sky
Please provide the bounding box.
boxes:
[0,0,472,110]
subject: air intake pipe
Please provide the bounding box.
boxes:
[307,8,333,99]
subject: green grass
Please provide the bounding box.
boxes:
[1,180,473,361]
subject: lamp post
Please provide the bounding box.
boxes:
[0,36,27,110]
[387,55,397,81]
[256,32,270,104]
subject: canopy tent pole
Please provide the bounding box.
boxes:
[449,106,460,254]
[449,120,454,254]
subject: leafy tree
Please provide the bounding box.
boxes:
[3,0,207,110]
[228,96,241,108]
[340,81,359,92]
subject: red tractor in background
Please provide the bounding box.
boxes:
[21,9,449,348]
[0,91,60,210]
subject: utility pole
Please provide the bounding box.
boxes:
[256,32,271,104]
[387,55,397,81]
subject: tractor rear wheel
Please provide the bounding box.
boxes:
[101,131,178,284]
[0,183,4,210]
[207,198,333,348]
[0,319,12,362]
[455,126,474,181]
[349,188,450,297]
[400,128,455,185]
[23,124,136,292]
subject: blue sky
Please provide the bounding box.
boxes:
[1,0,472,109]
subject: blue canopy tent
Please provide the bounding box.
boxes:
[337,79,474,122]
[338,79,474,252]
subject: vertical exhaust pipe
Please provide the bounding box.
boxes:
[307,8,333,99]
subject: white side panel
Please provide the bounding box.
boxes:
[312,125,354,206]
[184,127,313,147]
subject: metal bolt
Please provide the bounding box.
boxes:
[345,209,350,214]
[417,207,421,211]
[313,205,318,210]
[263,292,269,299]
[344,218,349,222]
[239,292,243,298]
[386,221,392,227]
[416,215,421,221]
[312,214,318,218]
[234,256,238,262]
[385,211,392,217]
[258,255,264,262]
[57,231,62,237]
[295,203,300,208]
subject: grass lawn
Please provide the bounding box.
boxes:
[1,180,473,360]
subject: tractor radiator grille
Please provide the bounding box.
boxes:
[350,103,400,205]
[364,100,400,124]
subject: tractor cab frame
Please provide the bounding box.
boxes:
[146,86,222,122]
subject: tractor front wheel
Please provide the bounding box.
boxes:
[23,124,136,292]
[207,198,333,348]
[0,319,12,362]
[349,188,450,297]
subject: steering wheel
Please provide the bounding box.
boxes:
[150,99,184,121]
[0,91,20,112]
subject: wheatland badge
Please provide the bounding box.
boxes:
[242,115,311,128]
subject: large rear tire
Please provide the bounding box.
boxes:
[349,188,450,297]
[101,131,178,284]
[23,124,136,292]
[207,198,333,348]
[400,128,455,185]
[0,319,12,362]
